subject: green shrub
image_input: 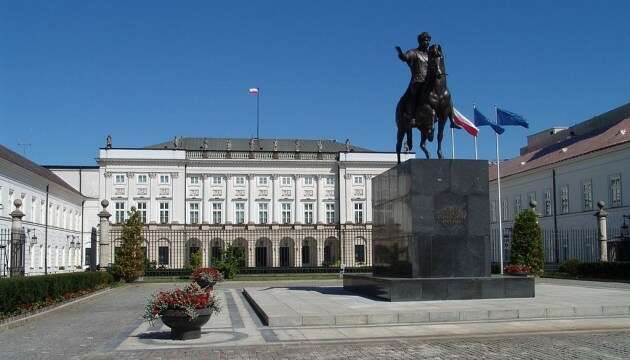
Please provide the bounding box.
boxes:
[107,263,124,282]
[510,209,545,276]
[559,258,581,276]
[0,272,113,314]
[569,262,630,280]
[215,245,245,279]
[190,250,202,270]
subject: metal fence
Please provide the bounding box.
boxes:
[0,227,25,278]
[109,226,373,273]
[491,224,624,265]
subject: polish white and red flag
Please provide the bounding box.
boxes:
[453,107,479,137]
[248,87,259,95]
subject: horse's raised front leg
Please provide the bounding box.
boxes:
[420,130,431,159]
[437,115,447,159]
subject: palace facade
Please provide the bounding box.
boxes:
[50,138,413,269]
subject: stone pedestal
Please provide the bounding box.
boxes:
[343,159,534,301]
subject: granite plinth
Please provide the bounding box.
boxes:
[344,273,535,302]
[371,159,491,278]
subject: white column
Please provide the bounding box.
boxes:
[272,174,279,223]
[248,174,256,224]
[148,173,157,223]
[202,174,209,223]
[366,174,373,223]
[272,239,279,267]
[225,174,232,224]
[126,172,135,208]
[315,175,322,224]
[294,175,301,224]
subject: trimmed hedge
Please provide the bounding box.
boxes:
[0,272,113,314]
[559,260,630,280]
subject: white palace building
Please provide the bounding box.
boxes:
[49,138,413,271]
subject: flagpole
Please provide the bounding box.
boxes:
[256,87,260,139]
[473,103,479,160]
[450,126,455,159]
[474,136,478,160]
[495,105,504,275]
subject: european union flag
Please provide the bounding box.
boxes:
[474,108,504,134]
[497,108,530,128]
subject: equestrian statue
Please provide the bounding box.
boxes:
[395,32,458,164]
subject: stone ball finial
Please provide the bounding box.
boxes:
[529,199,537,209]
[13,198,22,209]
[101,199,109,208]
[597,200,606,210]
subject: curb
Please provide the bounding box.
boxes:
[0,287,114,331]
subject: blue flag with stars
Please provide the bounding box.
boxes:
[474,108,504,134]
[497,108,530,128]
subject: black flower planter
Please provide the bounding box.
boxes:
[508,272,529,277]
[194,278,216,289]
[161,307,212,340]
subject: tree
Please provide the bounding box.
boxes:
[117,207,144,282]
[510,209,545,275]
[190,250,202,270]
[215,245,245,279]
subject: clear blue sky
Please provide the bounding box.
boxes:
[1,1,628,165]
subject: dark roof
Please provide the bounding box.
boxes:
[144,138,374,153]
[0,145,84,197]
[490,104,630,181]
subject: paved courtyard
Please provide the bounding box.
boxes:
[2,279,630,359]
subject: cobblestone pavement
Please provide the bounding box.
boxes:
[88,330,630,359]
[2,280,630,359]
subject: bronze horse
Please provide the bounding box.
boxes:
[396,44,456,163]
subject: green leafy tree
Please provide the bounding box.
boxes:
[215,245,245,279]
[117,207,144,282]
[510,209,545,276]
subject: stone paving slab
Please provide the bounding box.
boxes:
[243,283,630,327]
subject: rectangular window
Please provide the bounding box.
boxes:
[326,203,335,224]
[137,174,148,184]
[158,246,169,265]
[353,176,364,185]
[326,176,335,186]
[544,189,552,216]
[355,244,365,264]
[490,201,497,223]
[281,176,292,186]
[212,176,222,185]
[611,174,622,207]
[560,185,569,214]
[189,176,199,184]
[137,202,147,223]
[159,202,170,224]
[212,203,223,224]
[258,203,268,224]
[354,202,364,223]
[159,174,170,184]
[257,176,268,186]
[235,202,245,224]
[235,176,245,186]
[514,195,522,216]
[115,174,125,184]
[189,203,199,224]
[304,203,313,224]
[582,180,593,211]
[281,203,292,224]
[115,202,125,224]
[85,248,91,266]
[304,177,314,186]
